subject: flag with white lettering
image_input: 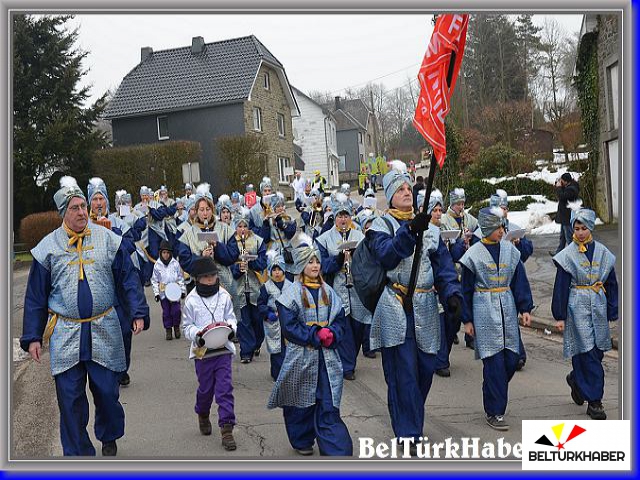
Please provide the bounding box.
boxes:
[413,14,469,168]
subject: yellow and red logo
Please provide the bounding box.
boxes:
[535,423,586,450]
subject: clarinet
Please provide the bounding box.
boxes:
[240,233,251,304]
[341,228,354,289]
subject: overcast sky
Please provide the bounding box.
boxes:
[63,13,583,107]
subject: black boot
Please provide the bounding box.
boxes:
[198,413,212,435]
[118,372,130,386]
[173,325,181,339]
[102,441,117,456]
[166,328,173,341]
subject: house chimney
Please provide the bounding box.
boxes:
[335,96,342,111]
[141,47,153,62]
[191,36,205,54]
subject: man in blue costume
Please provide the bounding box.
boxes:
[552,205,618,420]
[21,176,149,456]
[459,207,534,431]
[366,162,463,454]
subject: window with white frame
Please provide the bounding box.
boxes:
[277,113,286,137]
[278,156,291,184]
[157,116,169,140]
[264,72,270,90]
[253,107,262,131]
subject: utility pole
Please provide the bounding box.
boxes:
[369,85,380,156]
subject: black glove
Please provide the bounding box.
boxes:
[336,251,345,266]
[276,217,285,230]
[228,330,235,341]
[410,211,430,234]
[181,292,186,299]
[154,295,160,303]
[447,296,463,322]
[195,334,205,348]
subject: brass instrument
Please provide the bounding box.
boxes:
[309,198,323,229]
[340,228,354,289]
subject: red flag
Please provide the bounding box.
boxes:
[413,14,469,168]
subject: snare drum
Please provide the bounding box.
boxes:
[200,323,232,349]
[165,282,182,302]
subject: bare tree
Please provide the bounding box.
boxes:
[539,18,578,160]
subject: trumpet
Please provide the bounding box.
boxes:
[273,211,292,229]
[340,228,354,289]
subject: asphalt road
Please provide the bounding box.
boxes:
[10,179,622,460]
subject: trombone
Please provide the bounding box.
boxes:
[339,227,354,289]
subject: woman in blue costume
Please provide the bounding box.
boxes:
[268,233,352,456]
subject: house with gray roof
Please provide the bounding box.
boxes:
[104,35,299,196]
[324,97,379,180]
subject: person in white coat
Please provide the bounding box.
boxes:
[152,240,186,340]
[182,256,238,450]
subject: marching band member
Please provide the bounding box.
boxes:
[366,162,463,453]
[248,176,274,236]
[152,240,186,341]
[89,179,150,388]
[21,176,148,456]
[552,204,618,420]
[182,256,238,451]
[316,193,370,380]
[295,180,312,213]
[268,234,352,456]
[340,183,359,212]
[216,194,233,225]
[319,196,335,235]
[440,187,479,242]
[459,207,533,431]
[301,189,324,240]
[158,185,178,249]
[226,207,268,363]
[176,183,236,295]
[421,189,458,378]
[355,207,377,232]
[355,188,376,215]
[181,183,194,204]
[230,191,243,214]
[257,250,293,380]
[134,186,176,286]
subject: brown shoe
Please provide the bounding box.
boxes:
[166,328,173,341]
[173,325,181,339]
[221,423,237,451]
[198,413,212,435]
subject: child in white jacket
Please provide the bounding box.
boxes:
[182,256,238,451]
[152,240,186,340]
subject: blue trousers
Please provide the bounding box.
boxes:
[336,315,357,376]
[238,303,264,360]
[435,312,459,370]
[380,312,437,440]
[482,349,519,416]
[54,361,125,456]
[282,351,353,456]
[269,337,286,381]
[570,347,605,402]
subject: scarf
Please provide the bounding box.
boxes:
[301,273,323,289]
[573,233,593,253]
[194,219,215,230]
[388,208,414,221]
[63,221,92,281]
[481,237,499,245]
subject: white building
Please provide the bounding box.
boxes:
[291,87,340,187]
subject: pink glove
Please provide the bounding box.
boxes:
[316,328,334,348]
